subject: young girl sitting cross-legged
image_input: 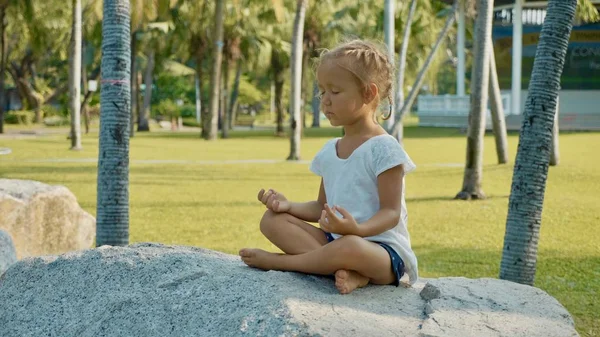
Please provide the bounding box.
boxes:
[239,39,418,294]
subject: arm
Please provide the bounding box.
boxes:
[356,165,404,238]
[288,179,327,222]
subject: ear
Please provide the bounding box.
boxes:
[363,83,379,104]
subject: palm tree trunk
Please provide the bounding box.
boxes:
[488,39,509,164]
[221,59,230,138]
[455,0,493,200]
[137,50,154,132]
[500,0,576,285]
[79,64,99,134]
[311,81,320,128]
[228,59,242,129]
[391,0,458,140]
[194,53,204,131]
[69,0,82,150]
[205,0,224,140]
[195,74,202,124]
[550,97,560,165]
[383,0,395,131]
[80,44,90,134]
[136,70,142,127]
[96,0,131,247]
[130,31,137,136]
[274,67,285,136]
[0,6,7,134]
[33,91,43,123]
[389,0,417,138]
[270,80,275,122]
[288,0,307,161]
[301,50,308,130]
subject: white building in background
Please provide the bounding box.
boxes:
[418,0,600,130]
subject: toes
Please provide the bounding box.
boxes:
[239,249,252,257]
[337,285,349,295]
[335,270,350,294]
[335,269,349,281]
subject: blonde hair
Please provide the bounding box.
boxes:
[317,39,395,120]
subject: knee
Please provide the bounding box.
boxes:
[259,210,283,235]
[334,235,367,259]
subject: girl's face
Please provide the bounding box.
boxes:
[317,59,372,127]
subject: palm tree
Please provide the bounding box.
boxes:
[225,2,269,131]
[303,0,343,128]
[388,0,417,138]
[390,0,458,141]
[138,49,154,131]
[488,39,508,164]
[272,46,290,136]
[175,0,212,132]
[228,58,243,129]
[79,0,103,135]
[129,0,156,135]
[204,0,224,140]
[226,0,274,131]
[134,0,176,132]
[69,0,82,150]
[499,0,577,285]
[288,0,307,161]
[96,0,131,247]
[383,0,395,125]
[221,2,245,138]
[6,0,71,124]
[454,0,493,200]
[254,4,291,137]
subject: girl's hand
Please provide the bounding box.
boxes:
[258,188,291,213]
[318,204,360,236]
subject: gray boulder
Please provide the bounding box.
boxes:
[0,229,17,276]
[0,243,578,337]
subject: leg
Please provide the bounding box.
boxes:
[240,235,395,293]
[259,210,329,255]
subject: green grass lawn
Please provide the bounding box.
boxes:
[0,123,598,336]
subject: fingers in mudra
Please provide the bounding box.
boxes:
[262,190,274,205]
[257,189,267,203]
[267,193,278,209]
[319,209,329,231]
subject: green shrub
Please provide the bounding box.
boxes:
[4,110,34,125]
[154,99,179,118]
[179,104,197,118]
[182,117,201,128]
[41,104,65,118]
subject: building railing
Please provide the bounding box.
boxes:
[416,94,513,128]
[417,94,513,116]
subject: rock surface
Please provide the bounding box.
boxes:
[0,229,17,276]
[0,179,95,259]
[0,243,577,337]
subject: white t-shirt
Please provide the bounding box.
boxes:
[309,134,419,285]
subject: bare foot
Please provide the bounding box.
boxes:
[239,248,278,270]
[335,269,369,294]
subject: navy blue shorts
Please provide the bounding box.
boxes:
[325,232,405,287]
